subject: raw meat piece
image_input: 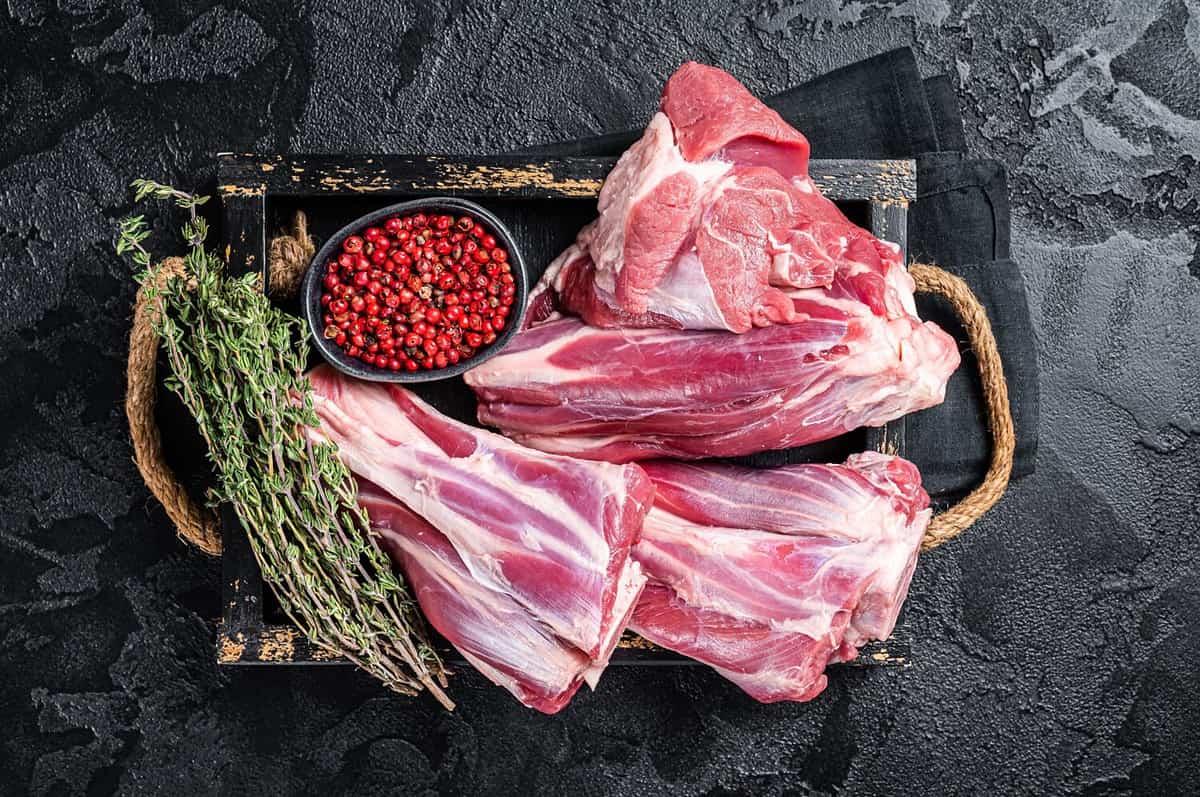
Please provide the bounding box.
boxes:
[628,453,930,703]
[532,61,906,333]
[306,365,652,712]
[360,481,593,714]
[659,61,811,170]
[471,61,959,461]
[467,263,960,462]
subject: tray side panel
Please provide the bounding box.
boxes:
[217,190,269,656]
[864,199,910,456]
[219,154,915,202]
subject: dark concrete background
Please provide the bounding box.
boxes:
[1,1,1197,794]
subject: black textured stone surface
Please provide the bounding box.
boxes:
[1,2,1198,794]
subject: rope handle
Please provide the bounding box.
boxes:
[126,216,1012,555]
[910,262,1015,550]
[126,256,223,555]
[125,212,316,555]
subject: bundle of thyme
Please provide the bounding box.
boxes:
[119,180,451,707]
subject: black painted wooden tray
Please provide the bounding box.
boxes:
[214,153,915,671]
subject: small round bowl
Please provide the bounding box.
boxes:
[302,197,528,383]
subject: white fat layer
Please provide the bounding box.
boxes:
[649,464,895,542]
[587,112,731,301]
[584,559,646,689]
[645,250,729,328]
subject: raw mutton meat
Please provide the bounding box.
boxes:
[359,481,605,713]
[629,453,931,703]
[309,61,952,711]
[306,365,654,713]
[526,61,909,334]
[466,277,959,461]
[467,63,959,462]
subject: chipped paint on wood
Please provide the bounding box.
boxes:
[413,162,603,196]
[258,628,296,661]
[316,174,392,193]
[309,645,341,662]
[618,633,660,650]
[218,183,266,197]
[306,163,604,195]
[217,626,348,664]
[297,160,604,195]
[867,646,908,666]
[217,631,246,663]
[216,154,914,201]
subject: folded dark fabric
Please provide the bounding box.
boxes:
[911,155,1009,263]
[511,48,1038,493]
[913,259,1038,494]
[922,75,967,154]
[908,158,1035,493]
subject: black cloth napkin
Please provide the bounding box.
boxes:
[908,156,1038,493]
[513,48,1038,495]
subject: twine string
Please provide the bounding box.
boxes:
[126,256,223,555]
[910,262,1015,550]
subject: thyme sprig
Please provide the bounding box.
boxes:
[118,182,451,707]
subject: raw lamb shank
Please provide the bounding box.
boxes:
[466,273,958,461]
[306,365,653,713]
[467,62,959,462]
[360,482,605,713]
[630,453,931,703]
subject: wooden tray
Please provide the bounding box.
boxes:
[214,153,916,670]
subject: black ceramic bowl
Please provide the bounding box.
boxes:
[302,197,528,382]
